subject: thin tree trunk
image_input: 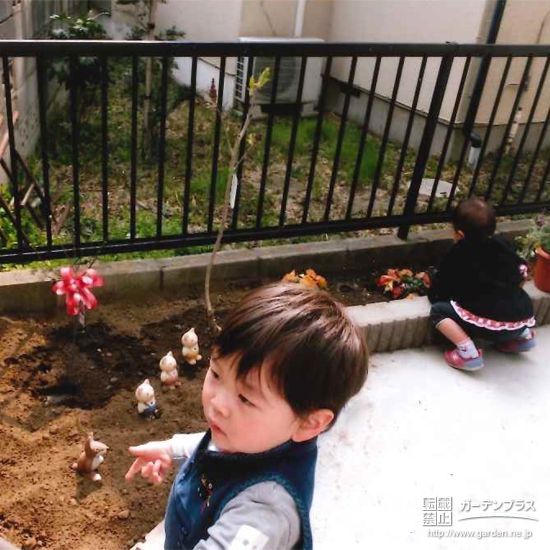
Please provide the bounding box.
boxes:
[204,113,255,336]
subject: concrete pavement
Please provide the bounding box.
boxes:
[132,326,550,550]
[314,326,550,550]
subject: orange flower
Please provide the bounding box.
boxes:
[313,274,328,289]
[299,274,319,288]
[282,269,328,289]
[282,270,299,283]
[415,271,431,288]
[377,268,401,288]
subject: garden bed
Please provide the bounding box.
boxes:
[0,270,402,550]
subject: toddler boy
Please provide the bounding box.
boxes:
[126,283,369,549]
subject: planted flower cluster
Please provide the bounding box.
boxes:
[282,269,328,290]
[376,269,431,300]
[516,215,550,262]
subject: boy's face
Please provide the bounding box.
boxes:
[202,353,304,454]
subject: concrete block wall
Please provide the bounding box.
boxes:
[348,297,432,353]
[349,281,550,354]
[0,221,548,354]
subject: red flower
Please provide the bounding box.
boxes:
[377,270,400,289]
[52,267,104,316]
[392,285,405,299]
[377,275,393,287]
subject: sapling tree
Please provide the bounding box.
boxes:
[204,69,270,336]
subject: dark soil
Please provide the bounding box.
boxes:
[0,272,399,550]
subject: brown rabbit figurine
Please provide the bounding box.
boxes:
[72,432,109,482]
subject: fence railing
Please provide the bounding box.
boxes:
[1,40,550,263]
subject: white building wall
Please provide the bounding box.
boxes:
[156,0,242,42]
[159,0,242,108]
[476,0,550,126]
[111,0,243,108]
[328,0,489,122]
[239,0,332,40]
[172,57,236,110]
[108,0,550,153]
[0,0,75,186]
[240,0,299,37]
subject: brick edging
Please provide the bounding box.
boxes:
[349,281,550,353]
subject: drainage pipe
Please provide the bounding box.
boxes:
[294,0,306,38]
[463,0,508,145]
[500,8,550,154]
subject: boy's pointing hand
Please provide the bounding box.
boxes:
[125,440,173,485]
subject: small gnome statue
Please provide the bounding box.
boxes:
[135,379,160,419]
[181,327,202,366]
[73,432,108,482]
[159,351,181,388]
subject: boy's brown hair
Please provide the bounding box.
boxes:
[213,283,368,426]
[452,196,496,239]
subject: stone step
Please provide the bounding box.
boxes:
[349,281,549,353]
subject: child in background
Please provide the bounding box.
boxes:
[429,197,536,371]
[125,283,368,550]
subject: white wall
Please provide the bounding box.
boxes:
[158,0,242,102]
[328,0,489,122]
[0,0,74,186]
[109,1,243,46]
[329,0,487,44]
[240,0,296,37]
[156,0,242,41]
[172,57,236,110]
[240,0,332,39]
[476,0,550,126]
[111,0,242,108]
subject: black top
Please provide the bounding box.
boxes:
[428,235,534,322]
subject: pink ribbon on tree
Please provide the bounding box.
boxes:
[52,267,104,316]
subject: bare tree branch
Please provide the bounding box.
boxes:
[204,70,270,336]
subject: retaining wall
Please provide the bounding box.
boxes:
[2,220,548,353]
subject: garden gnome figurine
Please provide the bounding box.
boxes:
[181,327,202,366]
[73,432,108,482]
[135,379,160,419]
[159,351,181,388]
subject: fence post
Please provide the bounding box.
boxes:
[398,54,455,240]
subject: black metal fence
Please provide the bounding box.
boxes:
[1,40,550,264]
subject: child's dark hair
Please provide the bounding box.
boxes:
[213,283,368,426]
[452,196,496,239]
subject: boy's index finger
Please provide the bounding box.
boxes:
[128,442,168,458]
[124,457,146,482]
[128,444,147,456]
[127,444,157,460]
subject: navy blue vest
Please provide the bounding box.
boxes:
[164,431,317,550]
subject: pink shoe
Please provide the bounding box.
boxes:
[497,329,536,353]
[444,348,484,371]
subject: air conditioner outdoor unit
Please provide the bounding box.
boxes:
[235,37,324,110]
